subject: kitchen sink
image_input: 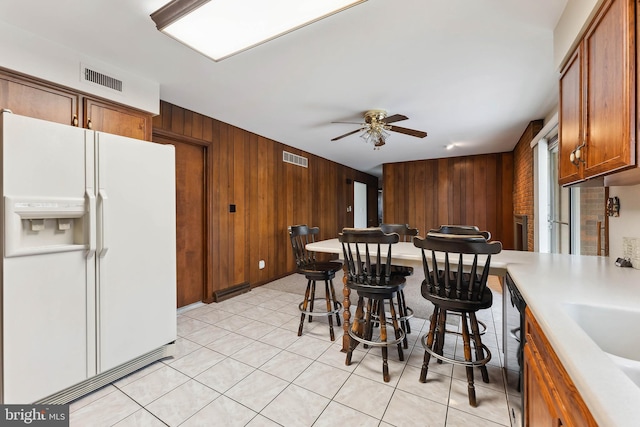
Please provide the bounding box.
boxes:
[563,303,640,387]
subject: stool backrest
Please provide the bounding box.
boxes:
[413,232,502,303]
[430,225,491,240]
[339,228,399,286]
[289,224,319,268]
[380,223,418,242]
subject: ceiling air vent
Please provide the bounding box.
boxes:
[283,151,308,168]
[80,64,123,92]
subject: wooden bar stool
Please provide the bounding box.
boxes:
[339,227,406,382]
[288,225,342,341]
[379,223,418,347]
[413,229,502,407]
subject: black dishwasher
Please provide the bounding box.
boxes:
[504,272,526,427]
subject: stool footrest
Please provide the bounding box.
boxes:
[299,299,342,316]
[421,334,492,367]
[437,316,487,336]
[348,321,406,348]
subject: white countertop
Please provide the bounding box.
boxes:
[506,252,640,427]
[308,239,640,426]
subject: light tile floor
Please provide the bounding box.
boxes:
[69,285,521,426]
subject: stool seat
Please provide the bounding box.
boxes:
[422,284,493,312]
[347,275,405,297]
[297,261,342,280]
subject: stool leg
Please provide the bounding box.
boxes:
[399,290,411,334]
[308,280,316,323]
[324,280,335,341]
[370,300,379,329]
[469,311,489,383]
[298,279,312,336]
[435,309,447,363]
[328,279,342,326]
[389,296,404,361]
[378,300,390,382]
[420,306,439,382]
[363,298,374,348]
[396,292,409,349]
[346,296,365,366]
[461,313,477,407]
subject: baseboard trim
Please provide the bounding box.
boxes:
[213,282,251,302]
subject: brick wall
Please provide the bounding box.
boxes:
[513,120,543,251]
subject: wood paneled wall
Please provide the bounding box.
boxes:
[383,153,515,248]
[154,101,377,298]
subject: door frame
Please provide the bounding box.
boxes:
[153,129,214,304]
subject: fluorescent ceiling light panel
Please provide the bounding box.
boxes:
[153,0,366,61]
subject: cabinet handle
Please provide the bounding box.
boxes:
[87,118,92,129]
[570,143,586,166]
[72,114,78,126]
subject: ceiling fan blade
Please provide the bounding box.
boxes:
[388,125,428,138]
[381,114,409,124]
[331,128,364,141]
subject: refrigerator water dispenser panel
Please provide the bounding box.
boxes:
[3,196,86,257]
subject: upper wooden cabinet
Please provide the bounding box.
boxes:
[0,67,152,141]
[83,97,151,141]
[0,70,79,126]
[559,0,636,186]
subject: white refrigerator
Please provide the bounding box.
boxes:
[0,112,177,403]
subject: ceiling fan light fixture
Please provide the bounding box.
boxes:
[360,126,389,149]
[330,109,427,147]
[360,110,391,149]
[151,0,367,61]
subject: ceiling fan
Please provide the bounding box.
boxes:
[331,109,428,149]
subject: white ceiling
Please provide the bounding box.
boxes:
[0,0,567,176]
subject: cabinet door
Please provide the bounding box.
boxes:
[524,344,562,427]
[84,97,152,141]
[559,46,584,185]
[0,70,79,126]
[583,0,635,177]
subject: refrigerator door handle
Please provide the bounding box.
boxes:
[86,190,96,258]
[98,189,109,258]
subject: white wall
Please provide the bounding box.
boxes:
[0,21,159,114]
[608,184,640,260]
[553,0,603,69]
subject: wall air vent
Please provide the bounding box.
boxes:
[283,151,308,168]
[80,64,123,92]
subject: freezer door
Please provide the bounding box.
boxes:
[1,113,93,403]
[95,132,176,372]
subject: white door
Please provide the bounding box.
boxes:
[95,132,176,372]
[354,181,367,228]
[1,113,91,403]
